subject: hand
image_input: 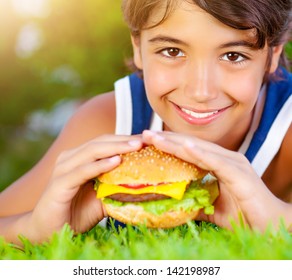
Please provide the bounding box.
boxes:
[29,134,143,242]
[142,130,286,231]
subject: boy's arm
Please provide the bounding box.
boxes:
[0,212,35,246]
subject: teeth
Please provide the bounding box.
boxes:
[181,108,219,118]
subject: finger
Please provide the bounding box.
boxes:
[71,181,107,232]
[142,130,231,157]
[53,139,142,178]
[58,134,142,163]
[48,155,122,202]
[66,138,142,163]
[142,130,253,185]
[142,130,234,166]
[92,133,142,143]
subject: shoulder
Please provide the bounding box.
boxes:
[58,91,116,147]
[33,90,117,184]
[280,124,292,167]
[276,124,292,198]
[263,124,292,200]
[35,90,117,169]
[69,91,116,132]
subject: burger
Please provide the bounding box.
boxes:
[94,145,219,228]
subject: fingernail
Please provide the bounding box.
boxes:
[154,134,164,141]
[184,140,195,148]
[128,140,141,147]
[143,130,164,140]
[143,130,155,136]
[108,155,121,163]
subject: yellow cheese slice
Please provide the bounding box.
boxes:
[97,181,189,200]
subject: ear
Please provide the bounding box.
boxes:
[268,44,284,73]
[131,35,143,69]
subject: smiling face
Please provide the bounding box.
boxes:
[131,1,282,150]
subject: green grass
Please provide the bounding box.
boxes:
[1,220,291,260]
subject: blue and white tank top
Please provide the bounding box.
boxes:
[114,68,292,177]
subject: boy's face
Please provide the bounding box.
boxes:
[131,2,282,149]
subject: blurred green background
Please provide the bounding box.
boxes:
[0,0,132,191]
[0,0,291,192]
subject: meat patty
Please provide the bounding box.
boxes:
[107,192,169,202]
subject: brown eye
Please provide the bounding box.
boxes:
[221,52,246,63]
[226,52,240,61]
[167,48,180,57]
[161,47,184,58]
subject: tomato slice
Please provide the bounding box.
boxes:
[119,183,166,189]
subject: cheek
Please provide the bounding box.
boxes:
[223,71,263,107]
[230,56,267,106]
[143,64,180,99]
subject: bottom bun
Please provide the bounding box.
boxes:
[104,202,200,228]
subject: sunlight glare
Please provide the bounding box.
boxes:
[15,23,44,58]
[11,0,50,18]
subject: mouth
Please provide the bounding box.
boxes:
[173,103,232,125]
[180,107,220,119]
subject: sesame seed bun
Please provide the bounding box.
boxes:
[98,145,207,185]
[104,203,201,228]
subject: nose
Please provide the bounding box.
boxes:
[183,60,218,102]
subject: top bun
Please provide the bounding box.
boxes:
[98,145,207,185]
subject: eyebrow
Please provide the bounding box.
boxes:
[148,35,189,46]
[148,35,256,49]
[219,40,257,49]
